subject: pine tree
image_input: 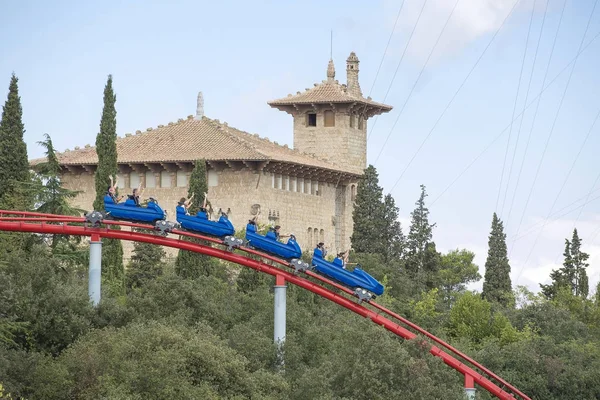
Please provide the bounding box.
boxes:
[540,228,590,299]
[33,134,82,249]
[0,73,31,210]
[350,165,386,254]
[482,212,513,307]
[382,193,404,262]
[93,75,123,283]
[175,160,225,280]
[405,185,436,275]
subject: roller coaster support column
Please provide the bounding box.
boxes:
[88,234,102,306]
[464,374,475,399]
[274,274,286,369]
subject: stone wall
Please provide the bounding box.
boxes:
[293,110,366,175]
[61,166,356,261]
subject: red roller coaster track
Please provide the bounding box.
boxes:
[0,210,529,400]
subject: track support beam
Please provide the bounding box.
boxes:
[274,274,286,369]
[89,234,102,306]
[465,374,476,399]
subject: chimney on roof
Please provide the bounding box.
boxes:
[346,52,362,97]
[196,92,204,119]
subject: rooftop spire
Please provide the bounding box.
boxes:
[195,92,204,119]
[327,59,335,81]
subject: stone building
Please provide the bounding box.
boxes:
[33,52,392,259]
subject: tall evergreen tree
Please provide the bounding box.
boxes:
[382,193,404,262]
[482,212,513,307]
[0,73,31,210]
[540,228,590,299]
[405,185,436,275]
[93,75,123,283]
[175,160,225,280]
[350,165,386,254]
[33,134,82,249]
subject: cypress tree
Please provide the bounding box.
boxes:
[540,228,590,299]
[175,160,225,280]
[350,165,386,254]
[405,185,436,275]
[382,193,404,262]
[482,212,513,307]
[0,73,31,210]
[93,75,123,283]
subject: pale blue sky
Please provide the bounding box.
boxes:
[2,0,599,294]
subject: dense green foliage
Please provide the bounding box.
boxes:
[92,75,124,287]
[0,73,31,211]
[482,212,514,307]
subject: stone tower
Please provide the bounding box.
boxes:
[268,52,392,175]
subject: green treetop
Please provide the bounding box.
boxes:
[0,73,31,210]
[350,165,386,254]
[481,212,513,307]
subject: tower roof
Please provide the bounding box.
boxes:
[268,54,392,118]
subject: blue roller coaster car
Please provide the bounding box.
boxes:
[245,222,302,259]
[311,248,384,297]
[103,195,166,223]
[176,206,235,237]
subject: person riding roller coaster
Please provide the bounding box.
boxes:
[107,175,124,203]
[128,184,144,206]
[316,242,328,257]
[178,193,194,215]
[336,249,350,269]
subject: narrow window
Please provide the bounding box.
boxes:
[160,171,171,188]
[208,169,218,187]
[351,184,357,201]
[271,173,275,188]
[284,175,290,191]
[145,171,156,188]
[324,110,335,127]
[130,173,140,189]
[307,113,317,127]
[307,228,313,246]
[291,176,297,192]
[358,116,364,130]
[320,229,324,243]
[305,179,311,194]
[313,228,318,247]
[176,170,187,187]
[349,115,354,128]
[299,178,304,193]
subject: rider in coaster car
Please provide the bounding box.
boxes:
[316,242,328,257]
[177,193,194,215]
[107,175,124,203]
[128,184,144,206]
[273,225,291,242]
[336,250,350,269]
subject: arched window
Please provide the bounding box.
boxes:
[320,229,325,244]
[351,184,357,201]
[324,110,335,127]
[307,228,313,247]
[313,228,318,247]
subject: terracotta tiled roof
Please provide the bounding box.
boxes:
[30,115,359,175]
[268,80,392,110]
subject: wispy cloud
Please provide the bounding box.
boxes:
[384,0,547,64]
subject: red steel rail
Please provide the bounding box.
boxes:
[0,211,528,399]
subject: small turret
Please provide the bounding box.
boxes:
[346,52,362,97]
